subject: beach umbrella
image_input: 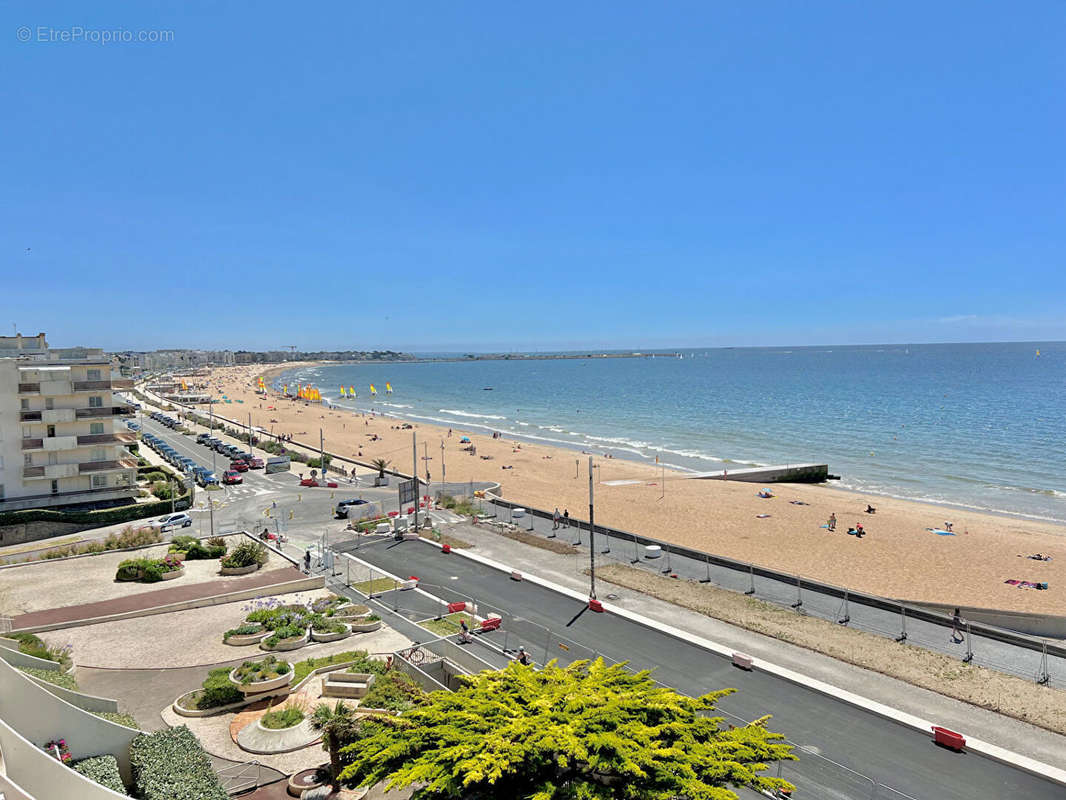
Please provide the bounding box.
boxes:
[460,436,471,443]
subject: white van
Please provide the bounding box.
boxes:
[265,456,290,474]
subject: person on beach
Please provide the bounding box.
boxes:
[553,507,561,530]
[828,513,836,531]
[951,607,964,642]
[944,521,953,533]
[563,509,570,527]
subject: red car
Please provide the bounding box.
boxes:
[223,470,243,485]
[299,478,319,487]
[247,457,265,469]
[229,460,249,472]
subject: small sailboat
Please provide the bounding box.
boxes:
[386,382,393,394]
[1036,349,1041,357]
[370,384,377,396]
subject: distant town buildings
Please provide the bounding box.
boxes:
[0,333,138,511]
[111,348,411,373]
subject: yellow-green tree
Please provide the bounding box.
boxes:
[340,658,795,799]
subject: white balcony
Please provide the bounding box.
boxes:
[39,378,73,395]
[42,435,78,451]
[42,408,76,424]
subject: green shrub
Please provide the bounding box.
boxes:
[3,633,72,668]
[73,754,128,795]
[93,711,139,729]
[103,526,163,550]
[233,655,291,684]
[360,670,425,712]
[17,665,78,691]
[206,536,227,549]
[220,541,267,569]
[0,488,192,527]
[169,535,226,560]
[142,471,168,484]
[223,624,263,641]
[151,481,174,500]
[169,535,198,552]
[116,555,182,582]
[260,705,304,729]
[129,726,228,800]
[197,667,243,709]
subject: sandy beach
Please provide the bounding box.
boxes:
[194,364,1065,616]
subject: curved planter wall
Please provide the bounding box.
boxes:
[229,667,293,695]
[220,563,260,576]
[350,620,382,633]
[260,631,310,652]
[160,566,185,581]
[224,630,269,647]
[310,624,352,643]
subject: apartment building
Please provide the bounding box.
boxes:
[0,333,138,511]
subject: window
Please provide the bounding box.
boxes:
[91,448,107,462]
[22,426,32,439]
[0,485,4,501]
[89,396,103,408]
[48,452,57,466]
[47,425,56,438]
[24,454,32,466]
[20,398,29,410]
[51,480,58,494]
[87,368,101,381]
[90,422,104,435]
[45,397,54,410]
[91,474,108,488]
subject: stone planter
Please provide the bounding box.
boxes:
[229,666,294,695]
[310,623,352,643]
[374,476,389,487]
[260,629,311,652]
[237,717,318,755]
[160,566,186,581]
[287,768,326,797]
[349,619,382,633]
[225,629,269,647]
[332,603,371,620]
[220,562,261,576]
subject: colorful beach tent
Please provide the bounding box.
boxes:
[459,436,471,443]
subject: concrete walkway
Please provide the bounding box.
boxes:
[13,565,308,629]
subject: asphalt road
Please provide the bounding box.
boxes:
[332,537,1063,800]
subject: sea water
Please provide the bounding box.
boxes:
[277,342,1065,523]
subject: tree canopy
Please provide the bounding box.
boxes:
[340,658,795,800]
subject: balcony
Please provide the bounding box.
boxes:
[42,408,76,424]
[22,466,45,478]
[79,457,138,474]
[72,380,113,391]
[19,411,42,422]
[42,436,78,451]
[21,438,44,451]
[23,464,80,480]
[75,405,135,419]
[17,382,40,394]
[77,432,137,446]
[112,378,135,389]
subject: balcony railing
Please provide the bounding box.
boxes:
[79,457,138,473]
[17,382,40,394]
[19,411,42,422]
[21,439,43,451]
[72,380,113,391]
[76,432,137,446]
[75,405,135,418]
[23,466,45,478]
[112,378,135,389]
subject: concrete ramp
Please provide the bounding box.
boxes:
[687,464,828,483]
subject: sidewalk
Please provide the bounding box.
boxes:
[439,517,1066,771]
[12,565,307,630]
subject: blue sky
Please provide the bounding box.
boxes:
[2,2,1064,352]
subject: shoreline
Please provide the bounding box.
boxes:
[201,364,1066,614]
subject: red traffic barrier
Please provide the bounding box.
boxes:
[731,652,754,670]
[931,726,966,751]
[447,601,466,613]
[479,616,502,632]
[441,543,452,554]
[588,598,604,613]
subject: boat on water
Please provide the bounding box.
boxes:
[483,387,493,391]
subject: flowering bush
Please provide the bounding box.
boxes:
[44,738,72,763]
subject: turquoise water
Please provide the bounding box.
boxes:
[278,342,1066,523]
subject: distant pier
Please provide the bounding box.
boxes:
[687,464,829,483]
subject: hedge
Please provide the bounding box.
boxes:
[0,486,193,527]
[73,754,128,795]
[129,726,228,800]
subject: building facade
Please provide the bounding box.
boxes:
[0,334,137,511]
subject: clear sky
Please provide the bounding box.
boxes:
[2,2,1064,352]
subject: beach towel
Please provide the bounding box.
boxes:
[1005,580,1049,590]
[926,528,955,536]
[819,524,830,529]
[755,514,771,519]
[789,500,809,505]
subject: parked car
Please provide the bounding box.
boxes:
[299,478,319,487]
[229,460,249,472]
[334,498,369,518]
[247,457,264,469]
[222,470,243,485]
[150,512,192,531]
[196,470,219,487]
[196,433,211,443]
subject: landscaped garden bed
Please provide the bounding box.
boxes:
[262,624,310,651]
[349,615,382,633]
[223,623,269,646]
[230,655,293,694]
[115,554,184,583]
[168,535,228,561]
[129,726,228,800]
[219,540,268,575]
[310,619,352,643]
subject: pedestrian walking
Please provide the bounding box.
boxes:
[516,646,531,666]
[553,507,561,530]
[951,607,964,642]
[563,509,569,528]
[303,548,312,573]
[827,513,836,531]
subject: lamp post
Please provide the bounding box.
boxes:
[588,455,597,603]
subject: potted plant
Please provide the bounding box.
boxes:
[349,613,382,633]
[310,618,352,643]
[371,458,390,487]
[261,623,310,651]
[220,541,268,575]
[223,623,269,646]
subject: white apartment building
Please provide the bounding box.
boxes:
[0,333,138,511]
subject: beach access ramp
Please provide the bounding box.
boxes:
[686,463,829,483]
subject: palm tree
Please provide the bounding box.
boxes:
[370,458,390,482]
[310,700,362,790]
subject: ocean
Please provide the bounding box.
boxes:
[277,342,1066,523]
